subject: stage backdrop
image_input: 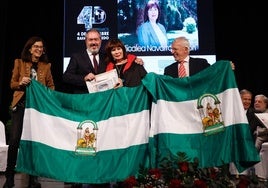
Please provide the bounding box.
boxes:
[63,0,216,74]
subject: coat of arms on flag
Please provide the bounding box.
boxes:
[197,93,225,135]
[76,120,98,155]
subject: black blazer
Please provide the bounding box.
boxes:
[164,57,210,78]
[246,107,260,141]
[62,50,106,93]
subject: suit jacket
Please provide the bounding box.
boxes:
[10,59,55,108]
[246,107,261,141]
[62,50,106,93]
[164,57,210,78]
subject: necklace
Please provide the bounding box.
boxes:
[115,59,127,78]
[115,64,124,78]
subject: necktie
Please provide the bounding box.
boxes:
[92,54,98,73]
[178,61,186,78]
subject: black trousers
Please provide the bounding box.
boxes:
[5,104,25,177]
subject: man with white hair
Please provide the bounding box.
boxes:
[254,94,268,151]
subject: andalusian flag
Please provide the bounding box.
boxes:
[16,81,151,183]
[142,60,260,172]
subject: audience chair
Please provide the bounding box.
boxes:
[0,120,8,172]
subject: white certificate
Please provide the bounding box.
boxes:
[255,113,268,129]
[86,69,118,93]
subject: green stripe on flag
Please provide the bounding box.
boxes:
[25,81,150,122]
[142,60,237,102]
[151,124,258,169]
[17,141,148,183]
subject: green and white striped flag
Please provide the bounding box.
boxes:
[142,60,260,172]
[16,82,151,184]
[17,60,260,183]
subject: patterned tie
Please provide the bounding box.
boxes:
[178,61,186,77]
[92,54,98,73]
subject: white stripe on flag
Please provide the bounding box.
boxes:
[150,88,247,135]
[22,109,150,151]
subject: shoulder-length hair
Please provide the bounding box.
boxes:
[104,38,127,63]
[144,1,161,23]
[21,36,49,63]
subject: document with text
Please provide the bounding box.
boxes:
[86,69,118,93]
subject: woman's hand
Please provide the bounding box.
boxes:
[114,78,123,89]
[135,57,144,65]
[230,61,235,70]
[19,77,31,86]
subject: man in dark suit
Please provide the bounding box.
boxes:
[63,28,107,94]
[164,36,210,77]
[63,28,144,94]
[62,28,144,188]
[229,89,258,177]
[62,28,111,188]
[239,89,259,140]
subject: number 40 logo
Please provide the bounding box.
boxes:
[77,6,106,31]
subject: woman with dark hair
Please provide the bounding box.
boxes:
[137,0,168,48]
[105,38,147,87]
[3,36,55,188]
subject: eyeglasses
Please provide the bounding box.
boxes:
[32,45,44,49]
